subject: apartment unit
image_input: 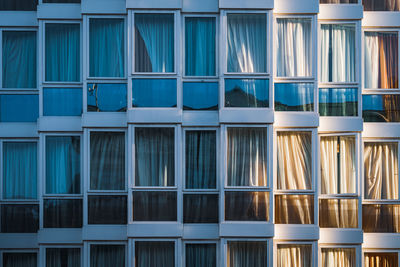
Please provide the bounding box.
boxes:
[0,0,399,266]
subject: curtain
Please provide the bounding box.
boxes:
[186,244,216,267]
[364,142,398,199]
[227,14,266,73]
[133,191,177,221]
[1,204,39,233]
[3,253,37,267]
[89,18,124,77]
[2,31,36,88]
[88,195,127,224]
[365,32,398,88]
[277,245,312,267]
[225,79,269,108]
[320,136,356,194]
[185,131,216,189]
[90,132,125,190]
[135,242,174,267]
[363,204,400,233]
[321,248,356,267]
[365,253,399,267]
[227,128,268,186]
[183,194,218,223]
[363,0,400,11]
[44,199,82,228]
[46,136,80,194]
[320,24,355,83]
[45,23,80,82]
[275,195,314,224]
[91,245,125,267]
[3,142,37,199]
[276,18,312,77]
[185,17,215,76]
[135,14,174,73]
[319,199,358,228]
[225,191,269,221]
[46,248,80,267]
[227,241,267,267]
[274,83,314,111]
[319,88,358,116]
[135,128,174,186]
[277,132,312,190]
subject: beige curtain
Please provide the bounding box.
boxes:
[277,244,312,267]
[364,142,399,199]
[362,204,400,233]
[275,194,314,224]
[319,199,358,228]
[321,248,356,267]
[365,253,399,267]
[277,132,312,190]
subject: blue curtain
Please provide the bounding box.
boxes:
[90,245,125,267]
[3,253,37,267]
[45,23,80,81]
[225,79,269,108]
[135,14,174,72]
[87,83,127,112]
[185,17,215,76]
[183,82,218,110]
[43,88,82,116]
[90,18,124,77]
[274,83,314,111]
[135,242,174,267]
[0,94,38,122]
[132,79,177,107]
[186,244,216,267]
[46,136,80,194]
[3,142,37,199]
[2,31,36,88]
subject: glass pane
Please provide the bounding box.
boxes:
[1,204,38,233]
[89,18,124,77]
[43,0,80,2]
[133,191,177,221]
[183,82,218,110]
[363,0,400,11]
[225,191,269,221]
[186,244,216,267]
[88,195,127,224]
[135,128,174,186]
[135,14,174,73]
[3,142,37,199]
[227,128,268,186]
[2,31,36,88]
[363,204,400,233]
[183,194,218,223]
[319,198,358,228]
[135,242,175,267]
[132,79,177,108]
[43,88,82,116]
[45,23,80,82]
[90,245,125,267]
[185,131,216,189]
[364,32,398,88]
[0,0,37,11]
[90,132,125,190]
[362,94,400,122]
[185,17,216,76]
[0,94,38,122]
[319,88,358,116]
[365,253,399,267]
[320,0,357,3]
[275,83,314,111]
[227,14,266,73]
[225,79,269,108]
[277,244,312,267]
[44,199,82,228]
[3,253,37,267]
[321,248,356,267]
[227,241,267,267]
[275,194,314,224]
[87,83,127,112]
[46,248,80,267]
[276,18,312,77]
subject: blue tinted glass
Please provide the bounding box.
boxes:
[319,88,358,116]
[362,94,400,122]
[0,94,38,122]
[132,79,177,108]
[275,83,314,111]
[43,88,82,116]
[183,82,218,110]
[87,84,127,112]
[225,79,269,108]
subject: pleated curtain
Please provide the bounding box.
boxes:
[186,244,216,267]
[227,241,267,267]
[275,194,314,224]
[3,253,37,267]
[277,245,312,267]
[135,242,174,267]
[46,248,80,267]
[90,245,125,267]
[321,248,356,267]
[319,198,358,228]
[362,204,400,233]
[364,253,399,267]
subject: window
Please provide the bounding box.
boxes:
[275,83,314,112]
[320,0,357,3]
[0,0,37,11]
[1,204,39,232]
[87,83,127,112]
[319,88,358,116]
[362,94,400,122]
[321,248,356,266]
[227,241,267,267]
[132,79,177,108]
[3,253,37,267]
[133,191,177,221]
[277,244,312,267]
[43,88,82,116]
[90,245,125,267]
[0,94,38,122]
[88,195,127,224]
[185,243,216,267]
[362,204,400,232]
[135,241,175,267]
[225,191,269,221]
[43,199,82,228]
[225,79,269,108]
[183,82,218,110]
[43,0,80,3]
[364,252,399,266]
[275,195,314,224]
[363,0,400,11]
[46,248,81,267]
[183,194,218,223]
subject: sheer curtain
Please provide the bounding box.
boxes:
[89,18,124,77]
[2,31,36,88]
[90,132,125,190]
[363,204,400,233]
[275,194,314,224]
[185,17,215,76]
[227,128,268,186]
[227,14,266,73]
[135,14,174,73]
[90,245,125,267]
[183,194,218,223]
[3,142,37,199]
[1,204,39,233]
[227,241,267,267]
[363,0,400,11]
[135,128,174,186]
[225,191,269,221]
[276,18,312,77]
[3,253,37,267]
[277,132,312,190]
[321,248,356,267]
[320,24,355,82]
[88,195,127,224]
[133,191,177,221]
[364,142,398,199]
[364,32,398,88]
[44,199,82,228]
[277,245,312,267]
[45,23,80,82]
[135,242,174,267]
[319,199,358,228]
[365,253,399,267]
[46,248,80,267]
[186,244,216,267]
[46,136,80,194]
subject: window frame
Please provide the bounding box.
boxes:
[274,241,317,267]
[223,238,273,267]
[319,245,361,267]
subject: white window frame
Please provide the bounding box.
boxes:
[274,241,317,267]
[222,238,272,267]
[319,245,361,267]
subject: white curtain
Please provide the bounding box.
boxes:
[277,245,312,267]
[364,142,399,199]
[227,241,267,267]
[320,24,355,83]
[135,242,174,267]
[363,204,400,233]
[365,253,399,267]
[275,194,314,224]
[319,199,358,228]
[277,132,312,190]
[321,248,356,267]
[276,18,312,77]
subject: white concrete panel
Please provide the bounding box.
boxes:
[182,111,219,126]
[38,229,82,244]
[82,0,126,14]
[0,11,38,27]
[274,112,319,127]
[128,109,182,123]
[0,123,38,138]
[182,0,218,12]
[363,233,400,249]
[274,0,318,14]
[82,113,127,128]
[38,116,82,132]
[219,109,274,124]
[128,223,183,237]
[183,224,219,239]
[0,234,38,248]
[319,117,363,132]
[37,4,81,19]
[126,0,181,9]
[275,225,319,240]
[219,222,274,237]
[362,123,400,138]
[319,229,363,244]
[319,4,363,20]
[219,0,273,9]
[362,12,400,27]
[83,226,127,241]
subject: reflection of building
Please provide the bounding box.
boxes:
[0,0,400,266]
